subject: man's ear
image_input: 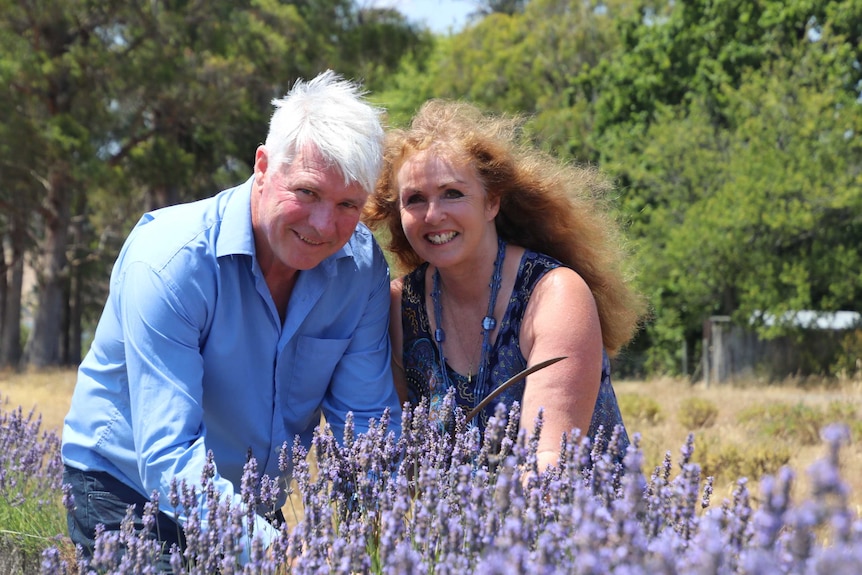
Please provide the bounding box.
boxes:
[254,146,269,184]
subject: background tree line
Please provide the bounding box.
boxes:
[2,0,860,377]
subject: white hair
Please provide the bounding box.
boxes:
[264,70,385,194]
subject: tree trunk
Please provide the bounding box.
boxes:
[60,270,71,365]
[25,166,71,368]
[0,222,25,369]
[147,183,180,211]
[0,245,6,347]
[68,262,83,364]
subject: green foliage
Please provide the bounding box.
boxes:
[602,35,862,370]
[824,401,862,440]
[618,393,665,426]
[736,401,858,445]
[832,330,862,379]
[678,397,719,430]
[0,0,428,367]
[697,436,792,484]
[4,0,862,375]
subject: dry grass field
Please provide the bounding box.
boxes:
[613,376,862,515]
[2,368,861,517]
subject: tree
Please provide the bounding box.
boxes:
[1,0,430,367]
[604,46,862,373]
[0,0,115,367]
[0,16,42,367]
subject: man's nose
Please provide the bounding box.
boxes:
[308,202,337,235]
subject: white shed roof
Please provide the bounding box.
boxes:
[754,310,861,330]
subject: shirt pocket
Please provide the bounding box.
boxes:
[281,336,351,425]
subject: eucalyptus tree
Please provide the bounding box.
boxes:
[0,20,40,367]
[2,0,429,368]
[0,102,36,367]
[0,0,119,368]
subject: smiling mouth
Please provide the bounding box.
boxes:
[295,231,325,246]
[426,231,458,245]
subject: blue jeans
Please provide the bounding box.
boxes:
[63,465,185,572]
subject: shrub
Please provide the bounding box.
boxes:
[678,397,719,430]
[831,329,862,378]
[824,401,862,440]
[618,393,665,426]
[697,437,792,484]
[737,402,825,445]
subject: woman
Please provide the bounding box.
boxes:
[364,100,645,469]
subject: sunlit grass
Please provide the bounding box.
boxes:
[614,375,862,514]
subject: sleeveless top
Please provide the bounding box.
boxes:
[401,249,629,455]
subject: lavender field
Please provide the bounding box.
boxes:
[2,369,861,574]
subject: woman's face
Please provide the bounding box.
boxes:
[396,148,499,270]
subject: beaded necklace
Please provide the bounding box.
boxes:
[431,236,507,410]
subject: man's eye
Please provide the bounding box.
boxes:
[299,188,315,197]
[339,201,357,209]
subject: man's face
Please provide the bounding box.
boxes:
[252,144,366,274]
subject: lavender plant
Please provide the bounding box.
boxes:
[0,394,66,562]
[9,389,861,574]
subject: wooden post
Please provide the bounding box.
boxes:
[710,316,731,384]
[702,320,710,388]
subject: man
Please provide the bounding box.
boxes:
[61,70,401,564]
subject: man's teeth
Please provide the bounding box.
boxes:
[427,232,457,245]
[297,233,323,245]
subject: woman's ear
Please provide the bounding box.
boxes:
[485,192,501,221]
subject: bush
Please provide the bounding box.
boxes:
[831,329,862,378]
[678,397,719,430]
[697,437,792,484]
[618,393,665,426]
[737,402,825,445]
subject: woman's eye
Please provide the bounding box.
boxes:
[403,194,424,205]
[444,188,464,198]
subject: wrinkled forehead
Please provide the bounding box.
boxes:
[279,142,358,190]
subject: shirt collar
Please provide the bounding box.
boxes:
[215,177,255,258]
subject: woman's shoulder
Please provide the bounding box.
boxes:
[514,246,594,315]
[521,248,563,269]
[513,248,564,292]
[398,263,428,295]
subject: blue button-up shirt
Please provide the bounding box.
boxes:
[62,177,401,547]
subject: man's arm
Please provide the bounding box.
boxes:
[320,243,403,442]
[119,261,278,551]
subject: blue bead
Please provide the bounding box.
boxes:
[435,328,446,343]
[482,316,496,331]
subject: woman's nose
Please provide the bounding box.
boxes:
[424,198,445,224]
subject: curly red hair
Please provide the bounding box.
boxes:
[364,100,645,355]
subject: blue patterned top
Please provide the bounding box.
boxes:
[400,249,629,454]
